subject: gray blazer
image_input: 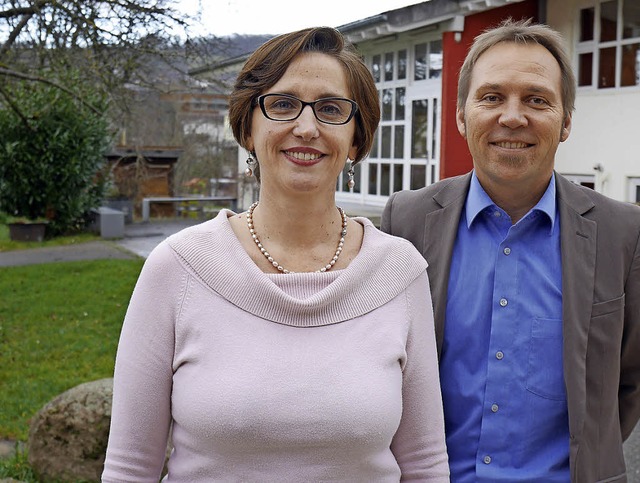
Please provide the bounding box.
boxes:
[381,171,640,482]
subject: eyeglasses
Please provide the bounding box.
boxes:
[256,93,358,125]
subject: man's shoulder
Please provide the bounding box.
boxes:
[381,173,470,235]
[557,174,640,221]
[390,173,470,207]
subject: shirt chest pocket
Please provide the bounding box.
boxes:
[525,317,566,401]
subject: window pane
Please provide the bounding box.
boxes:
[600,0,618,42]
[394,126,404,159]
[410,164,426,190]
[636,185,640,203]
[381,164,391,196]
[579,52,594,86]
[414,43,427,80]
[431,98,438,160]
[429,40,443,79]
[381,126,392,159]
[395,87,405,120]
[370,128,379,158]
[622,1,640,39]
[621,43,640,86]
[384,52,394,81]
[353,162,361,194]
[580,7,595,41]
[382,89,393,121]
[394,164,403,192]
[411,100,428,158]
[372,54,381,82]
[598,46,617,88]
[397,49,407,79]
[341,164,350,192]
[368,163,378,195]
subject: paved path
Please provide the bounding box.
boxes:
[0,219,199,267]
[626,428,640,482]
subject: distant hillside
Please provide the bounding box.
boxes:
[221,34,273,56]
[127,34,273,91]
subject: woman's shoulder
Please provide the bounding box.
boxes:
[165,210,234,253]
[356,217,428,269]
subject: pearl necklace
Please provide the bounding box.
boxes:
[246,201,347,274]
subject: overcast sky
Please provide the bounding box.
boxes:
[176,0,423,37]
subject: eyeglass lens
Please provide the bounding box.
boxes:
[261,94,354,124]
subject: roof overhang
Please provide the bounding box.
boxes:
[339,0,525,44]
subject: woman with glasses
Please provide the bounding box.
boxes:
[103,27,449,482]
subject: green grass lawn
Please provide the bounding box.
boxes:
[0,258,144,441]
[0,223,98,252]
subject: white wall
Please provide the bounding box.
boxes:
[547,0,640,203]
[556,90,640,201]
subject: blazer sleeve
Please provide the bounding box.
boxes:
[381,191,397,235]
[620,230,640,440]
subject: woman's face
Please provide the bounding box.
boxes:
[247,52,358,197]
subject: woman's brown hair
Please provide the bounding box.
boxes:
[229,27,380,167]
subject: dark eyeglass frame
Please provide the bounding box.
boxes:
[255,93,358,125]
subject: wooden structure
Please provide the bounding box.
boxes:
[104,146,183,219]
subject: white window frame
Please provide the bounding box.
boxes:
[337,36,441,203]
[563,173,596,188]
[628,177,640,203]
[576,0,640,91]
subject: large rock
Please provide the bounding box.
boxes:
[28,378,113,482]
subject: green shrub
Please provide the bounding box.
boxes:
[0,80,111,236]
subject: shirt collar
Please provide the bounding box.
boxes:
[466,171,557,232]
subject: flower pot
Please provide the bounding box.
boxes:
[8,222,48,242]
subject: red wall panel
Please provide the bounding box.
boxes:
[440,0,539,179]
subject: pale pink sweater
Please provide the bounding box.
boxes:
[102,211,449,482]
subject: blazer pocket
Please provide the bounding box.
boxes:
[591,293,625,318]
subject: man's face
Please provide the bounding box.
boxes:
[457,41,571,195]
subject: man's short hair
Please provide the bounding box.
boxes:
[457,18,576,118]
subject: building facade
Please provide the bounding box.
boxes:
[335,0,540,213]
[198,0,639,212]
[546,0,640,203]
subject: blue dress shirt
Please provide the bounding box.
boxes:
[440,172,570,482]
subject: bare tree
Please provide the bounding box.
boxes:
[0,0,196,115]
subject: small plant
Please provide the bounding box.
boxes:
[0,446,37,482]
[6,216,49,224]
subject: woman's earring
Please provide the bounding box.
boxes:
[244,152,258,177]
[347,164,355,190]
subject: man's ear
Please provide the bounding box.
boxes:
[456,108,466,138]
[560,113,572,143]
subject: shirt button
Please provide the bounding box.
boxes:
[503,247,511,255]
[494,211,501,217]
[484,455,492,464]
[491,403,499,413]
[499,298,508,307]
[496,351,504,360]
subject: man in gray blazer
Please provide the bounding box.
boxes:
[382,19,640,482]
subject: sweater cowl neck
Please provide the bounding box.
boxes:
[166,210,427,327]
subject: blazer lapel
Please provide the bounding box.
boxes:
[423,173,471,354]
[556,174,597,444]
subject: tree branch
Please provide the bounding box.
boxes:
[0,0,50,19]
[0,67,103,115]
[0,82,34,131]
[0,9,34,60]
